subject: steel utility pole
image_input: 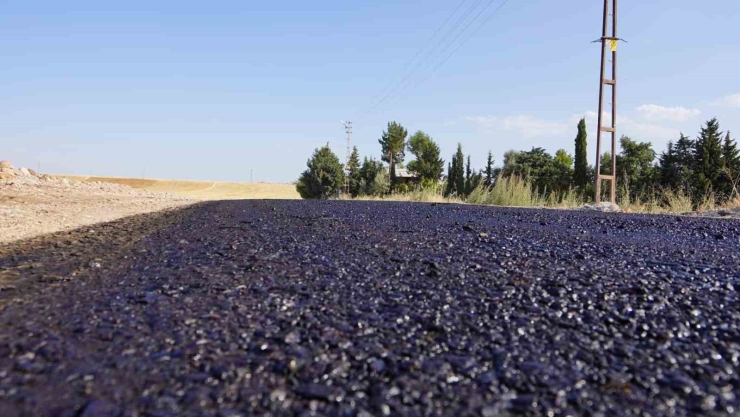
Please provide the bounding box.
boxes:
[340,120,353,193]
[594,0,620,203]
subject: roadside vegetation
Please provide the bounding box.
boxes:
[296,118,740,213]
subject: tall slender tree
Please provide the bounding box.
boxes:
[694,118,724,194]
[347,146,361,196]
[445,144,465,197]
[573,118,588,191]
[378,121,408,186]
[484,151,495,188]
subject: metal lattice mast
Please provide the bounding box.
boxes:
[594,0,619,203]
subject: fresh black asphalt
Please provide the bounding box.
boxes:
[0,200,739,416]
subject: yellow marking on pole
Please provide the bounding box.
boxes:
[609,39,618,52]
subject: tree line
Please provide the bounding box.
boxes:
[296,117,739,208]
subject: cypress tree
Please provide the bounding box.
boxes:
[464,155,472,195]
[573,118,588,191]
[347,146,362,196]
[484,151,495,187]
[455,144,465,197]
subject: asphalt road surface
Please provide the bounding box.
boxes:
[1,200,739,417]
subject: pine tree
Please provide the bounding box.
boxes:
[484,151,495,188]
[296,144,346,199]
[464,155,472,195]
[573,118,589,191]
[378,121,408,187]
[721,131,740,199]
[694,118,724,194]
[455,145,465,197]
[722,131,739,170]
[445,144,465,197]
[659,141,678,189]
[347,146,361,197]
[674,133,696,193]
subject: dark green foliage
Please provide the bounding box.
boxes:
[502,147,571,194]
[407,131,445,184]
[659,141,679,190]
[358,157,385,195]
[347,146,362,197]
[484,151,495,188]
[616,136,657,201]
[464,156,472,194]
[296,144,345,199]
[694,118,724,194]
[378,121,408,186]
[720,131,740,198]
[573,118,589,190]
[445,144,465,197]
[722,131,739,170]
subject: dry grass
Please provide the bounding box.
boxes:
[57,175,300,200]
[342,187,462,204]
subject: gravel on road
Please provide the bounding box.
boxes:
[0,200,739,417]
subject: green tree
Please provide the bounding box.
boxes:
[407,131,445,184]
[484,151,495,188]
[445,144,465,197]
[555,149,574,168]
[347,146,362,197]
[464,155,472,195]
[659,141,679,189]
[694,118,724,195]
[721,131,740,199]
[674,133,696,194]
[296,144,345,199]
[722,131,739,170]
[358,157,384,196]
[573,118,589,191]
[378,121,408,187]
[616,136,657,201]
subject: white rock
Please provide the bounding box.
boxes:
[582,202,622,213]
[19,167,31,177]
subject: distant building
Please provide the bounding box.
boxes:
[394,166,420,185]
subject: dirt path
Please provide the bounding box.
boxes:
[0,176,194,245]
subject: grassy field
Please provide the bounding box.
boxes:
[59,175,300,200]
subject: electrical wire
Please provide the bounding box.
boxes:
[360,0,488,117]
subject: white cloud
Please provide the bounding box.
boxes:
[635,104,701,122]
[712,93,740,108]
[465,115,568,139]
[578,110,680,143]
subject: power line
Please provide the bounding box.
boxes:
[379,0,510,112]
[365,0,470,107]
[360,0,487,116]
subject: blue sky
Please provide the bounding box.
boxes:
[2,0,738,183]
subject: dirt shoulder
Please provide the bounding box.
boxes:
[0,175,195,245]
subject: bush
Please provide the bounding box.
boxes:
[296,145,345,199]
[369,170,390,196]
[393,183,410,194]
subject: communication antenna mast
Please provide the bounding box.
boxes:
[340,120,353,193]
[593,0,624,203]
